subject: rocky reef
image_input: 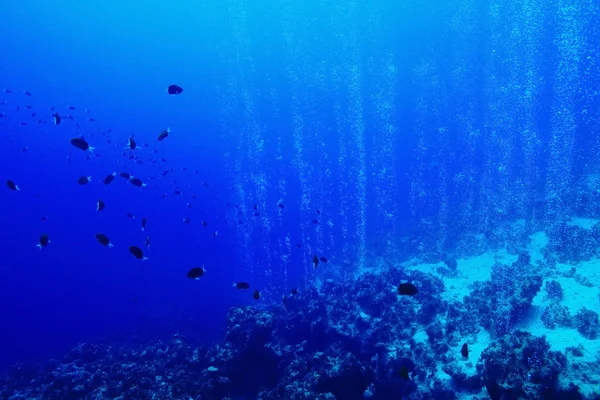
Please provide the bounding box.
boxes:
[1,256,599,400]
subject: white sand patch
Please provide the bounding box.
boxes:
[567,217,599,230]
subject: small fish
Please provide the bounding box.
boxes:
[233,282,250,290]
[157,128,170,141]
[398,282,418,296]
[70,137,94,152]
[141,217,147,231]
[126,213,135,219]
[186,266,206,279]
[461,343,469,358]
[103,172,116,185]
[6,180,19,191]
[252,289,261,300]
[129,177,146,188]
[296,243,302,248]
[319,256,328,263]
[36,233,50,249]
[278,203,285,208]
[398,366,410,380]
[290,288,298,295]
[119,172,132,179]
[183,218,191,224]
[78,176,91,185]
[24,90,32,96]
[53,113,61,125]
[128,245,148,260]
[68,105,75,110]
[167,84,183,95]
[95,233,114,247]
[96,199,105,211]
[202,220,208,227]
[213,231,218,238]
[145,236,151,249]
[313,255,319,269]
[311,219,319,224]
[127,136,137,150]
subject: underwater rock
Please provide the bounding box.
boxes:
[477,331,566,400]
[546,223,598,263]
[544,280,564,302]
[573,308,600,340]
[541,303,572,329]
[463,255,543,337]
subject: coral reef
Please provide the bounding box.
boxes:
[0,263,597,399]
[573,308,600,340]
[462,253,543,337]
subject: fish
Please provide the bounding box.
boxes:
[36,233,50,249]
[96,199,105,211]
[126,213,135,219]
[278,203,285,208]
[313,255,319,269]
[24,90,32,96]
[78,176,91,185]
[213,231,218,238]
[233,282,250,290]
[127,136,137,150]
[53,113,61,125]
[157,128,170,141]
[461,343,469,358]
[186,266,206,279]
[119,172,132,179]
[129,177,146,188]
[290,288,298,295]
[167,84,183,95]
[6,180,19,191]
[252,290,261,300]
[183,218,191,224]
[141,217,146,231]
[398,366,410,380]
[70,137,94,152]
[145,236,151,249]
[103,172,116,185]
[398,282,418,296]
[319,256,328,263]
[128,245,148,260]
[95,233,114,247]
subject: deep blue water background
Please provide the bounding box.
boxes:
[1,0,599,373]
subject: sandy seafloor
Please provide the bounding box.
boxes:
[400,218,600,398]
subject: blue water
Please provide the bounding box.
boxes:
[1,0,600,397]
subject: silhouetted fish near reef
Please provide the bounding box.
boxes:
[398,282,418,296]
[461,343,469,358]
[187,267,206,279]
[53,113,61,125]
[78,176,91,185]
[167,84,183,95]
[313,255,319,269]
[127,136,137,150]
[129,177,146,187]
[96,200,105,211]
[6,180,19,191]
[141,217,147,231]
[253,290,261,300]
[36,234,50,249]
[103,172,116,185]
[319,256,328,263]
[234,282,250,290]
[119,172,132,179]
[95,233,113,247]
[128,245,147,260]
[157,128,170,141]
[70,137,94,152]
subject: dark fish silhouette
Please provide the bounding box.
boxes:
[187,267,206,279]
[167,85,183,95]
[398,283,418,296]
